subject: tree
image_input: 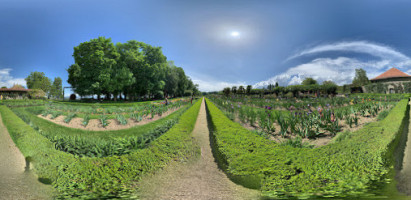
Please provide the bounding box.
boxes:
[301,77,318,85]
[68,37,198,100]
[50,77,63,99]
[246,85,252,94]
[238,86,245,94]
[352,68,370,87]
[231,86,237,94]
[1,86,6,89]
[25,71,52,96]
[275,82,279,87]
[69,37,120,100]
[223,87,231,96]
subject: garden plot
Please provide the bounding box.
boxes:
[208,94,400,147]
[36,99,189,131]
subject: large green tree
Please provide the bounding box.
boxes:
[68,37,198,100]
[25,71,51,96]
[68,37,119,100]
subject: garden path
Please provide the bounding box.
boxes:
[397,98,411,195]
[138,98,260,200]
[0,114,53,200]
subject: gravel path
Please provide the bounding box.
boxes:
[0,114,53,200]
[138,98,260,200]
[397,99,411,195]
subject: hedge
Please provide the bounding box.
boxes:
[205,97,409,198]
[0,99,202,199]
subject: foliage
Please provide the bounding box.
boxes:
[301,77,318,85]
[50,77,63,99]
[68,37,198,100]
[0,99,202,198]
[205,98,409,198]
[352,68,370,87]
[25,71,52,95]
[28,89,46,99]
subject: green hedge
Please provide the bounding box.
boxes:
[205,98,409,198]
[0,99,202,199]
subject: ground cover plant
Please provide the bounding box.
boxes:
[205,96,410,198]
[0,99,202,199]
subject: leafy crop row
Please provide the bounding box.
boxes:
[11,102,194,157]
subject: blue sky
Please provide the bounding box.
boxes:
[1,0,411,91]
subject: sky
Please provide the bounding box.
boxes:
[1,0,411,92]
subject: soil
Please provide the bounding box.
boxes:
[396,100,411,195]
[0,114,54,199]
[138,98,260,200]
[38,107,181,131]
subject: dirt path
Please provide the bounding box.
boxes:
[138,98,260,200]
[0,114,54,200]
[397,99,411,195]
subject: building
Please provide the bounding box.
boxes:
[369,67,411,94]
[0,87,32,99]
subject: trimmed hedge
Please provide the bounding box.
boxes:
[0,99,202,199]
[205,98,409,198]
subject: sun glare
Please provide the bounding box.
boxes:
[230,31,240,37]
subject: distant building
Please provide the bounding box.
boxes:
[0,86,32,99]
[369,67,411,94]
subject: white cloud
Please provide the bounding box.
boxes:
[0,68,26,88]
[254,41,411,88]
[192,77,247,92]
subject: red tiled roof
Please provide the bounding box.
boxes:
[0,88,31,92]
[370,67,411,81]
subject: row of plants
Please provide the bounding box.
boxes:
[11,100,197,157]
[0,99,202,199]
[205,97,409,198]
[210,95,395,139]
[1,99,47,107]
[211,93,403,111]
[44,98,188,115]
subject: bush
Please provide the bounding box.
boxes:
[28,89,46,99]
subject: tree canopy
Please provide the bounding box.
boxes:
[25,72,62,99]
[301,77,318,85]
[352,68,370,87]
[68,37,198,100]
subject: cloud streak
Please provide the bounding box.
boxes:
[0,68,26,88]
[255,41,411,88]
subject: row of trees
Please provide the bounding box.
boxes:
[67,37,199,101]
[25,71,63,99]
[222,77,338,97]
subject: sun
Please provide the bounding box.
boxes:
[230,31,240,37]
